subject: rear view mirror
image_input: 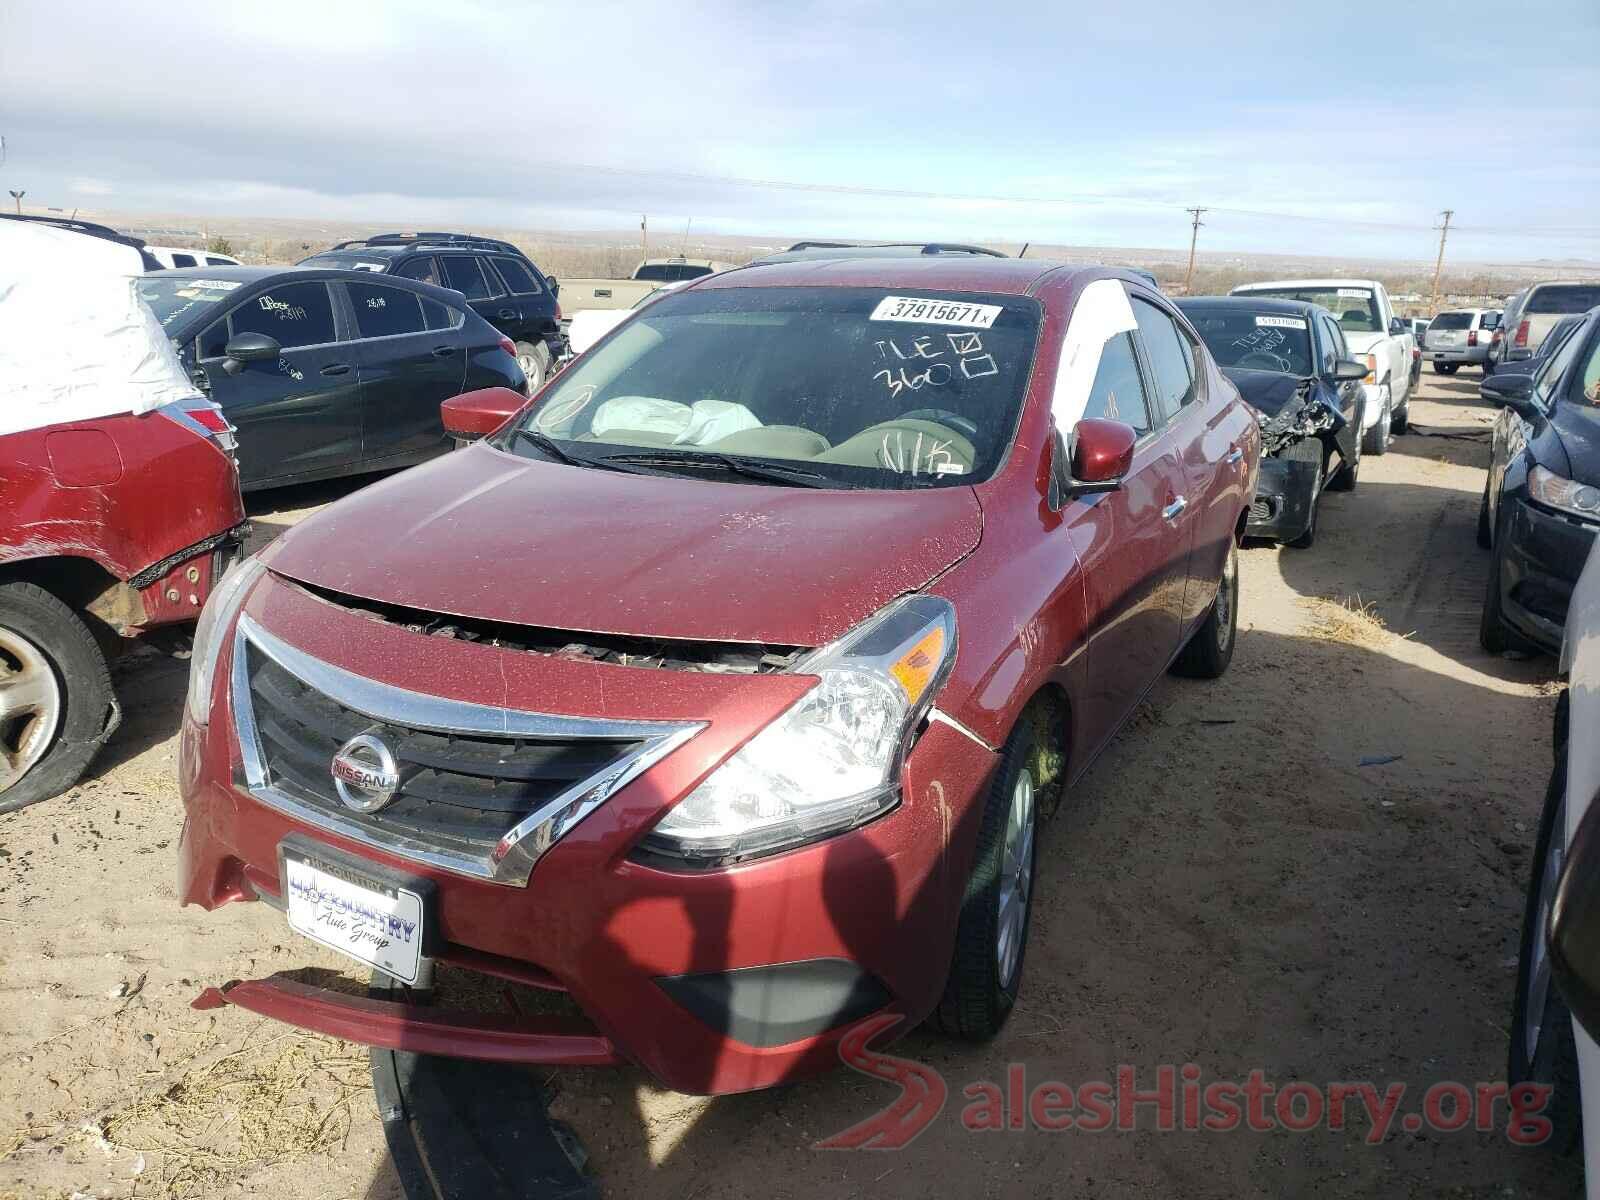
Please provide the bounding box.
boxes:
[1332,359,1368,383]
[222,332,280,375]
[1550,797,1600,1038]
[441,386,527,444]
[1052,418,1137,506]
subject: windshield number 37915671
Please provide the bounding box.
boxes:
[870,295,1003,329]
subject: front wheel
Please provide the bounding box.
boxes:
[1171,538,1239,678]
[929,712,1047,1040]
[515,341,550,395]
[0,583,115,814]
[1508,751,1582,1152]
[1480,549,1515,654]
[1477,478,1494,549]
[1362,389,1392,456]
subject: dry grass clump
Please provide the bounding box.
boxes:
[101,1030,369,1198]
[1297,595,1409,646]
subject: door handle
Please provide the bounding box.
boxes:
[1224,447,1243,465]
[432,346,457,358]
[320,363,351,377]
[498,308,518,320]
[1162,496,1188,521]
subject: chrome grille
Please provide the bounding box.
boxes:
[231,616,702,885]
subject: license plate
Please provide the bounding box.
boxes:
[281,845,427,984]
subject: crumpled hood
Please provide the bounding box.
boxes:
[1222,367,1305,418]
[264,443,984,648]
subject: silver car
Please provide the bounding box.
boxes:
[1424,308,1499,374]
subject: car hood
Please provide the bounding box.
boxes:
[263,443,984,648]
[1341,331,1386,354]
[1550,402,1600,481]
[1221,367,1308,418]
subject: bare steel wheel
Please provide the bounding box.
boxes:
[0,626,61,792]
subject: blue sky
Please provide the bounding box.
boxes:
[3,0,1597,263]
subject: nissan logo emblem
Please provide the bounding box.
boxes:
[330,731,401,813]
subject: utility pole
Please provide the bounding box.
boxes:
[640,214,647,263]
[1429,209,1454,313]
[1183,207,1207,294]
[8,189,23,215]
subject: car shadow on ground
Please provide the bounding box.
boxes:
[354,619,1578,1199]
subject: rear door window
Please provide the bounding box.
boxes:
[1131,297,1196,416]
[1084,332,1153,435]
[442,255,494,300]
[492,256,543,295]
[421,296,464,331]
[348,282,427,338]
[205,255,233,266]
[228,282,337,349]
[1528,286,1600,315]
[171,252,197,268]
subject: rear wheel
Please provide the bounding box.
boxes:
[1435,362,1459,375]
[929,712,1048,1040]
[1171,539,1239,678]
[1479,547,1517,655]
[0,583,115,815]
[515,341,550,395]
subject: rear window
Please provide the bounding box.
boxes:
[1431,312,1472,331]
[517,286,1042,489]
[634,262,716,283]
[1527,285,1600,315]
[492,256,543,295]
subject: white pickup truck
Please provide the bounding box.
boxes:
[1231,278,1414,451]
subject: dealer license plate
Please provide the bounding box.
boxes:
[282,847,426,984]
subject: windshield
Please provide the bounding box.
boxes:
[136,275,244,331]
[1241,287,1381,335]
[505,285,1041,488]
[1181,307,1313,376]
[297,250,396,272]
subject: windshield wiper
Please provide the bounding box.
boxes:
[599,451,841,488]
[509,428,667,475]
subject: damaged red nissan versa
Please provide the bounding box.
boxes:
[179,257,1259,1095]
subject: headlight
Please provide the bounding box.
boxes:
[637,595,957,868]
[1529,466,1600,523]
[1363,353,1377,385]
[185,557,265,725]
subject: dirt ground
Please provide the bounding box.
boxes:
[0,371,1584,1199]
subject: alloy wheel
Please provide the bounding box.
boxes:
[996,767,1036,989]
[0,626,63,793]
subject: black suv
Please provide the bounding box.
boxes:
[298,233,563,390]
[138,267,525,491]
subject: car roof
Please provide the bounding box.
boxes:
[696,255,1082,297]
[1233,278,1381,291]
[1177,296,1326,317]
[155,264,462,287]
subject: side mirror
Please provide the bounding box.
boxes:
[547,276,560,297]
[1389,318,1407,336]
[1550,794,1600,1039]
[1332,359,1369,383]
[1052,418,1137,505]
[1481,372,1540,418]
[441,386,527,444]
[222,332,280,375]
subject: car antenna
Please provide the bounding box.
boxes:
[1018,242,1029,258]
[677,218,692,262]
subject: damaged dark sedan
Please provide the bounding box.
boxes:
[1177,297,1368,548]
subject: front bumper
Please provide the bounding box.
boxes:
[177,576,998,1094]
[1247,448,1320,542]
[1496,496,1599,652]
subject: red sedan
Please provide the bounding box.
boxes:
[179,257,1259,1094]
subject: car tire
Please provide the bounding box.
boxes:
[1477,478,1494,549]
[515,341,550,395]
[1171,538,1239,679]
[1508,748,1583,1154]
[1479,548,1516,655]
[1435,362,1459,375]
[0,582,116,815]
[1362,390,1392,456]
[1391,399,1408,435]
[1288,468,1322,549]
[928,709,1048,1041]
[1329,428,1360,493]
